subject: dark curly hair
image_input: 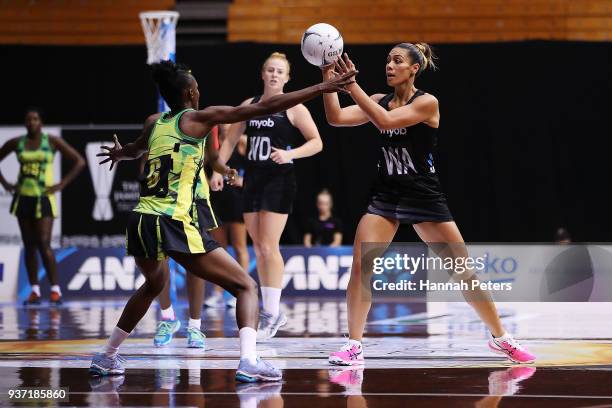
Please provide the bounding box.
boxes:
[151,60,193,111]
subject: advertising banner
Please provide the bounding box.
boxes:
[0,246,21,302]
[61,128,141,247]
[17,246,356,300]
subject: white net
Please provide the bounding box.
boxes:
[139,11,180,65]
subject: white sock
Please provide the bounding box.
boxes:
[239,327,258,364]
[50,285,61,295]
[188,318,201,331]
[31,285,41,297]
[160,305,175,321]
[348,339,362,348]
[261,286,281,317]
[104,326,130,357]
[494,331,510,339]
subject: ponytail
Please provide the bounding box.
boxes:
[394,42,437,76]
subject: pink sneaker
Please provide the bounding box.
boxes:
[328,366,364,387]
[329,341,364,366]
[488,367,536,395]
[329,367,364,395]
[488,335,536,363]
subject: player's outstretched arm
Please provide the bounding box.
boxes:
[97,114,159,170]
[194,70,357,126]
[321,62,382,127]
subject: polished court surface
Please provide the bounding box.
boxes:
[0,299,611,406]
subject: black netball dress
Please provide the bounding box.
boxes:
[242,96,302,214]
[367,90,453,224]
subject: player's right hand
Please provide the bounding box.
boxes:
[97,134,123,170]
[210,171,224,191]
[320,69,357,94]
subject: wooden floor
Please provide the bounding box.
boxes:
[0,299,611,406]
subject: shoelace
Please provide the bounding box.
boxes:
[259,312,272,327]
[115,354,126,363]
[188,327,205,339]
[156,321,174,335]
[499,336,525,352]
[340,342,360,352]
[259,358,278,372]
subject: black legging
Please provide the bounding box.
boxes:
[17,217,58,286]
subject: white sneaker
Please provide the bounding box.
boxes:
[257,311,287,340]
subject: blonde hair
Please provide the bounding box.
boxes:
[413,42,437,71]
[394,42,437,75]
[262,52,291,76]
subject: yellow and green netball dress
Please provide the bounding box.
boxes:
[127,109,219,260]
[192,165,219,232]
[10,133,57,218]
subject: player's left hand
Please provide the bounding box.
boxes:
[97,134,123,170]
[231,174,244,188]
[44,182,65,194]
[270,147,293,164]
[224,167,239,185]
[334,53,357,80]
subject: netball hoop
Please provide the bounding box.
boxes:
[139,11,179,111]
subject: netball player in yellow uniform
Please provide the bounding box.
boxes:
[90,60,355,382]
[0,108,84,305]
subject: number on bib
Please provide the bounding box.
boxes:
[141,155,172,197]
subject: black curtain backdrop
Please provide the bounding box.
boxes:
[2,41,610,243]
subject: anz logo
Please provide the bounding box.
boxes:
[67,257,144,291]
[283,255,353,290]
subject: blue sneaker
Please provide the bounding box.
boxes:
[257,311,287,340]
[187,327,206,348]
[235,357,282,383]
[154,319,181,347]
[89,352,126,376]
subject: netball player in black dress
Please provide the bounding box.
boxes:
[212,53,324,340]
[324,46,536,365]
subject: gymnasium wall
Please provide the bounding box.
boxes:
[228,0,612,43]
[1,41,610,243]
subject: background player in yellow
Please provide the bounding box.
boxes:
[0,108,85,306]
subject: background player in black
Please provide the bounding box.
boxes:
[323,47,536,365]
[211,52,324,340]
[304,189,343,247]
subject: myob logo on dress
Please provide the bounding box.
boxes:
[86,142,116,221]
[249,118,274,128]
